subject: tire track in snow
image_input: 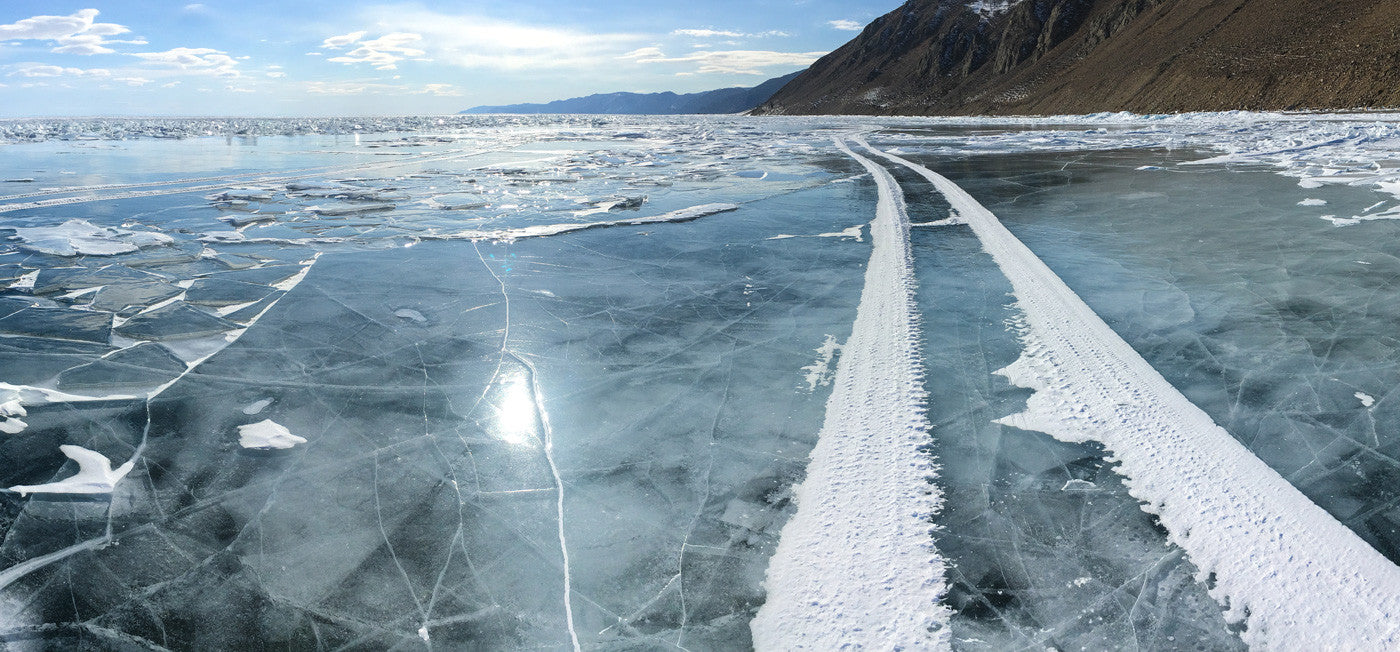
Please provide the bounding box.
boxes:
[752,139,948,649]
[865,139,1400,650]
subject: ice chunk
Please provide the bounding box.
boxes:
[212,188,276,202]
[394,308,426,323]
[115,301,240,340]
[8,445,135,496]
[32,265,157,295]
[573,195,646,216]
[1298,198,1327,206]
[214,265,303,286]
[237,419,306,450]
[242,398,273,415]
[0,307,112,343]
[90,280,183,314]
[57,342,186,390]
[0,297,34,319]
[11,219,173,257]
[0,400,26,418]
[184,278,275,307]
[308,202,395,216]
[118,240,205,268]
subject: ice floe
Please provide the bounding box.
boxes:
[11,219,173,256]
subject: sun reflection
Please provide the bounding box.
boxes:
[494,374,537,446]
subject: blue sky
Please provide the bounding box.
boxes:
[0,1,895,116]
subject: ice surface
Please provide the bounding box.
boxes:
[115,301,241,340]
[873,142,1400,649]
[4,114,1400,650]
[57,342,186,391]
[0,307,112,343]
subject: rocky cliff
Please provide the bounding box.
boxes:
[754,0,1400,115]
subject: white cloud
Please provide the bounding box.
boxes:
[304,80,462,97]
[326,32,425,71]
[266,71,286,78]
[673,29,744,38]
[321,31,366,49]
[130,47,240,77]
[672,28,789,39]
[620,47,665,60]
[9,63,111,78]
[347,8,644,71]
[0,9,133,55]
[415,83,461,96]
[828,19,863,31]
[306,80,394,95]
[114,76,151,86]
[621,48,825,75]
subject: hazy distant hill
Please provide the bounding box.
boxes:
[461,72,801,115]
[754,0,1400,115]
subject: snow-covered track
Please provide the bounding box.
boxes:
[752,139,948,649]
[864,139,1400,650]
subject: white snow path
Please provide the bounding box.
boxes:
[865,139,1400,650]
[752,139,948,649]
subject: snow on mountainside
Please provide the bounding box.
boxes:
[755,0,1400,115]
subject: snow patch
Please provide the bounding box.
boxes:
[1357,392,1376,408]
[1298,198,1327,206]
[8,445,135,496]
[799,334,842,392]
[241,398,273,415]
[237,419,306,450]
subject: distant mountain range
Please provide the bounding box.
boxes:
[754,0,1400,115]
[461,72,801,115]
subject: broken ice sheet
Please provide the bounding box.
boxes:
[9,115,1400,650]
[0,130,869,650]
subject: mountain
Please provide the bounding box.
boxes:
[754,0,1400,115]
[462,72,801,115]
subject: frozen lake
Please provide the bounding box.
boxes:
[2,113,1400,649]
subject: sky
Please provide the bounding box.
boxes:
[0,1,897,117]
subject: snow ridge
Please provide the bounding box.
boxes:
[867,140,1400,650]
[752,139,948,648]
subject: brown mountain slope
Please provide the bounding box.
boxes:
[754,0,1400,115]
